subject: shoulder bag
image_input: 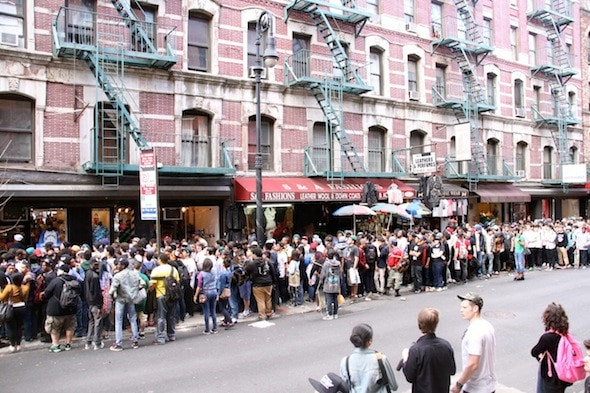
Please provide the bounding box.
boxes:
[0,285,14,323]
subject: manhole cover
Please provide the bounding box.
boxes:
[484,311,516,319]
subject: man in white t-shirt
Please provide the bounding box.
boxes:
[451,292,496,393]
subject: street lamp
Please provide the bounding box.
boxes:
[254,11,279,244]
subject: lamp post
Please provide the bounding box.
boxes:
[254,11,279,244]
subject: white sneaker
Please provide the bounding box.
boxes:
[8,345,16,353]
[231,318,238,324]
[436,287,442,292]
[322,315,333,321]
[333,314,339,319]
[241,310,251,317]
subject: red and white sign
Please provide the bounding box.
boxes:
[139,148,158,220]
[234,177,416,202]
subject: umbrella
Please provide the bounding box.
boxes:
[401,199,432,218]
[370,203,412,220]
[332,204,376,233]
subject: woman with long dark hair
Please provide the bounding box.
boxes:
[194,258,218,334]
[0,272,31,352]
[531,302,573,392]
[340,323,398,392]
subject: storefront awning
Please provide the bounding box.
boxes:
[234,177,416,203]
[474,183,531,203]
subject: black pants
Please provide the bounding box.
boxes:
[6,306,26,346]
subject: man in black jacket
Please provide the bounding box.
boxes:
[245,246,276,321]
[401,307,456,392]
[84,257,104,350]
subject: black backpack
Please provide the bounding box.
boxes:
[164,266,183,303]
[365,244,377,263]
[58,277,80,309]
[177,263,191,287]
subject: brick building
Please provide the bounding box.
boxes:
[0,0,586,247]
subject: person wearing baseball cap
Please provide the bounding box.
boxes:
[451,292,496,393]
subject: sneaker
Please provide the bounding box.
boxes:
[152,340,165,346]
[436,287,442,292]
[64,343,72,351]
[110,344,123,352]
[203,330,211,335]
[322,315,333,321]
[84,343,91,350]
[8,345,15,353]
[15,345,20,352]
[333,314,339,319]
[241,310,251,317]
[224,322,235,330]
[138,332,145,339]
[131,341,139,349]
[231,318,238,324]
[211,330,219,334]
[93,342,104,350]
[49,345,62,353]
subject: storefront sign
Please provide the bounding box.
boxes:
[562,164,587,184]
[412,152,437,174]
[139,148,158,221]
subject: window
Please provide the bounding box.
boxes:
[404,0,415,23]
[457,15,467,40]
[0,94,33,162]
[486,138,499,175]
[486,73,496,108]
[514,79,524,112]
[366,0,379,22]
[369,47,383,95]
[568,91,576,118]
[543,146,553,180]
[0,0,24,47]
[482,18,492,47]
[409,130,425,173]
[188,12,210,72]
[131,1,157,52]
[510,26,518,61]
[368,126,385,172]
[292,33,310,78]
[247,22,257,70]
[588,33,590,63]
[333,41,349,79]
[181,110,211,167]
[431,2,442,38]
[248,115,273,171]
[65,0,94,45]
[528,33,537,65]
[434,64,446,103]
[95,102,129,164]
[569,146,578,164]
[408,56,418,93]
[312,122,330,173]
[533,85,541,117]
[516,142,527,173]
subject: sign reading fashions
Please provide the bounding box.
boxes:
[139,148,158,221]
[412,152,437,174]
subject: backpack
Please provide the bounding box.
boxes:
[164,266,183,303]
[257,260,270,276]
[358,248,368,271]
[177,263,191,287]
[547,332,586,384]
[58,277,80,309]
[327,264,340,285]
[457,240,469,260]
[365,244,377,263]
[288,262,301,287]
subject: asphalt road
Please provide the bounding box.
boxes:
[1,268,589,393]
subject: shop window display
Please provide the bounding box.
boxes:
[31,208,67,248]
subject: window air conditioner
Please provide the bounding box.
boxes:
[515,107,526,118]
[249,66,267,79]
[405,22,416,33]
[408,90,420,101]
[515,170,525,178]
[0,32,18,47]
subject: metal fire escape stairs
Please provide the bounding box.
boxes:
[528,0,577,174]
[284,1,373,179]
[52,0,177,187]
[430,0,494,190]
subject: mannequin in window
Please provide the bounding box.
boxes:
[264,207,277,240]
[37,221,62,249]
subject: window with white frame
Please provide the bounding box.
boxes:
[0,0,24,47]
[131,1,156,52]
[511,26,518,61]
[408,56,419,93]
[482,18,492,46]
[431,2,442,38]
[404,0,415,24]
[366,0,379,22]
[188,11,210,72]
[486,73,496,108]
[528,33,537,65]
[312,122,330,173]
[248,115,273,171]
[369,47,383,95]
[543,146,553,180]
[368,126,385,172]
[514,79,524,113]
[516,142,527,173]
[435,64,446,103]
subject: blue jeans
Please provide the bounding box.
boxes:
[514,251,525,274]
[229,286,239,320]
[155,296,176,344]
[432,260,445,288]
[115,301,138,346]
[324,292,338,316]
[202,291,218,332]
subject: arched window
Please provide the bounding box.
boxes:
[543,146,553,180]
[368,126,385,172]
[188,11,211,72]
[370,47,383,95]
[248,115,273,171]
[569,146,578,164]
[409,130,426,172]
[516,141,527,175]
[0,94,34,162]
[181,110,211,167]
[486,138,499,175]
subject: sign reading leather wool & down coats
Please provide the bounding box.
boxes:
[234,177,416,203]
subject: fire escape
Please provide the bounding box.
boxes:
[284,0,373,180]
[52,1,233,187]
[431,0,517,189]
[528,0,577,180]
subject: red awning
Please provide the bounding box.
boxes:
[234,177,416,203]
[474,183,531,203]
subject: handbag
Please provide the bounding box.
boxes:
[337,294,345,305]
[219,287,231,300]
[133,288,147,305]
[198,293,207,303]
[0,285,14,323]
[524,247,531,256]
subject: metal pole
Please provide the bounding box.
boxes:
[254,15,264,244]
